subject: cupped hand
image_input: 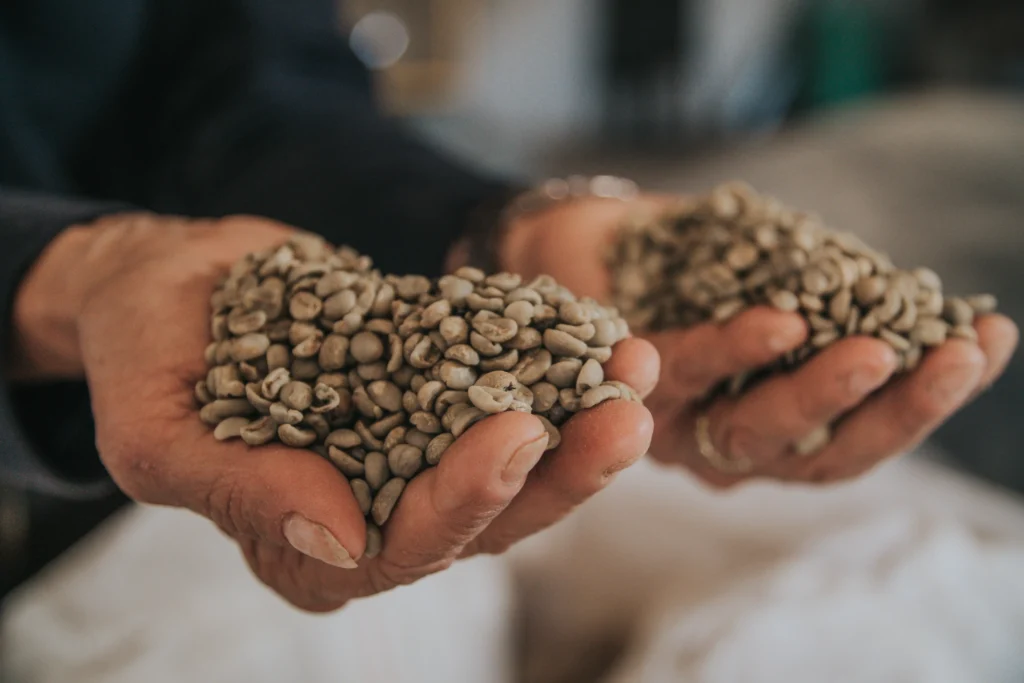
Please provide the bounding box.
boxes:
[502,196,1019,487]
[44,213,657,611]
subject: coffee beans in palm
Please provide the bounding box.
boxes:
[608,181,999,451]
[197,233,639,557]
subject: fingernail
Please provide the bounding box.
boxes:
[283,513,358,569]
[502,433,550,484]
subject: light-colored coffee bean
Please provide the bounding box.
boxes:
[363,523,383,558]
[879,328,912,352]
[383,426,407,452]
[370,413,406,439]
[232,333,271,362]
[409,373,426,393]
[543,329,588,357]
[580,384,620,409]
[725,241,760,271]
[859,310,880,334]
[348,331,382,364]
[942,297,974,326]
[352,386,383,420]
[576,359,604,395]
[854,276,887,306]
[453,266,485,283]
[259,367,291,400]
[371,283,395,317]
[240,416,277,446]
[466,292,504,311]
[289,291,323,321]
[873,289,902,324]
[503,301,534,327]
[350,479,373,516]
[211,314,229,342]
[270,402,304,425]
[334,311,364,336]
[267,344,291,371]
[402,389,420,415]
[200,399,254,426]
[966,294,997,315]
[584,346,613,363]
[506,327,542,351]
[506,287,543,305]
[327,428,363,450]
[388,444,424,479]
[558,388,582,412]
[410,411,443,434]
[829,288,853,324]
[314,271,354,298]
[811,330,839,348]
[367,380,402,412]
[438,275,474,305]
[439,316,469,345]
[364,319,395,336]
[556,322,596,342]
[397,311,424,338]
[484,272,521,291]
[469,331,503,357]
[213,416,250,441]
[316,334,348,371]
[712,299,745,322]
[476,371,517,390]
[279,381,313,411]
[768,290,799,312]
[917,288,944,318]
[479,349,519,372]
[425,433,455,466]
[210,364,246,398]
[532,304,558,326]
[416,380,446,412]
[195,380,215,405]
[371,478,406,525]
[322,289,357,321]
[443,403,474,433]
[395,275,431,300]
[364,451,390,490]
[534,415,560,451]
[404,429,431,450]
[434,390,469,417]
[438,360,477,390]
[204,342,219,366]
[558,301,591,325]
[450,406,487,438]
[512,349,552,385]
[845,306,861,336]
[289,322,320,347]
[468,385,514,413]
[798,293,824,313]
[227,308,267,336]
[949,324,978,342]
[590,318,621,347]
[889,296,918,333]
[329,446,366,477]
[445,344,480,366]
[910,318,947,347]
[278,424,317,448]
[421,299,452,329]
[546,359,583,388]
[473,315,518,343]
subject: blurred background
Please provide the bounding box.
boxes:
[2,0,1023,630]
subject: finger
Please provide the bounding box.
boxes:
[709,337,897,466]
[463,400,654,556]
[644,307,806,401]
[973,314,1018,395]
[364,412,548,588]
[601,336,661,398]
[793,339,987,481]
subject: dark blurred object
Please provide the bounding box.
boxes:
[599,0,686,142]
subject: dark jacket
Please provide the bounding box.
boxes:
[0,0,513,497]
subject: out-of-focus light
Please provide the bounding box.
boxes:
[349,11,410,70]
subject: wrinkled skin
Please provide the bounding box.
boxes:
[505,197,1018,488]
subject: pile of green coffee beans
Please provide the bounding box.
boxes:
[608,181,998,452]
[196,233,639,557]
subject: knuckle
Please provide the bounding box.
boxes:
[370,554,453,593]
[201,472,250,537]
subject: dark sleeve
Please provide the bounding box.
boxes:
[0,188,127,497]
[86,0,523,278]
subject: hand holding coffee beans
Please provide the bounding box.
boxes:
[605,182,1016,479]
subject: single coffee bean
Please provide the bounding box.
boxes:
[303,413,331,441]
[200,399,254,425]
[532,304,558,326]
[590,318,621,347]
[372,478,406,525]
[364,451,390,490]
[371,283,396,317]
[363,523,383,558]
[917,288,944,318]
[244,383,273,414]
[439,316,470,345]
[468,385,514,413]
[434,390,469,416]
[546,359,583,388]
[942,297,974,326]
[712,299,746,322]
[966,294,997,315]
[383,426,407,452]
[829,288,853,324]
[278,424,317,448]
[410,411,443,434]
[904,344,923,371]
[369,412,406,439]
[438,360,477,390]
[854,276,887,306]
[473,315,519,343]
[859,310,880,334]
[267,344,292,371]
[289,291,323,321]
[911,318,947,347]
[211,365,246,398]
[350,331,384,364]
[506,327,543,351]
[395,275,431,300]
[450,406,487,438]
[556,322,597,342]
[232,333,271,362]
[367,380,403,412]
[195,381,215,405]
[420,299,451,329]
[878,328,912,352]
[558,388,583,412]
[798,293,824,313]
[388,444,424,479]
[889,296,918,333]
[334,312,366,336]
[469,332,503,357]
[291,358,321,380]
[329,446,366,477]
[512,349,552,386]
[279,381,314,411]
[581,384,620,409]
[811,330,839,348]
[576,358,604,394]
[390,365,416,390]
[949,324,978,342]
[269,402,304,425]
[506,287,543,305]
[466,292,504,312]
[288,321,319,346]
[525,382,556,413]
[416,380,445,412]
[364,319,395,336]
[479,349,519,372]
[211,315,229,342]
[535,415,561,451]
[404,429,432,450]
[227,308,268,336]
[240,416,277,446]
[326,428,363,450]
[317,335,348,371]
[872,289,903,325]
[213,416,250,441]
[768,290,799,312]
[845,306,861,336]
[476,371,517,390]
[350,479,373,516]
[322,290,357,321]
[503,300,534,327]
[410,435,447,470]
[543,329,588,357]
[445,344,480,366]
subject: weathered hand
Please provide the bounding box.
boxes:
[14,213,656,611]
[502,196,1018,487]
